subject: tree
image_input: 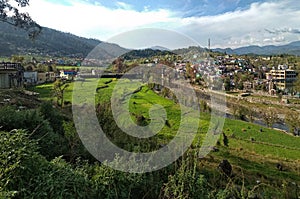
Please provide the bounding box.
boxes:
[245,107,256,123]
[285,111,300,135]
[11,55,25,63]
[262,108,278,128]
[53,79,69,108]
[293,74,300,93]
[112,57,125,73]
[0,0,41,39]
[224,77,231,91]
[231,104,247,120]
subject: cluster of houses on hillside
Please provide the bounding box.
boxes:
[0,62,78,89]
[1,55,299,96]
[174,55,298,95]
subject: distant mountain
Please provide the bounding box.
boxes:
[120,48,175,60]
[212,48,236,55]
[4,20,300,58]
[85,42,130,61]
[172,46,206,55]
[150,46,170,51]
[0,22,102,57]
[213,41,300,56]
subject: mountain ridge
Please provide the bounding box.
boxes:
[0,22,102,57]
[1,21,300,57]
[213,41,300,56]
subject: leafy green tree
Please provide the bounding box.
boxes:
[0,0,41,38]
[224,77,231,91]
[237,81,244,90]
[53,79,69,108]
[11,55,25,63]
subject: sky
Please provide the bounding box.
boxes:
[22,0,300,49]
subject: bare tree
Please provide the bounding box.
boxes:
[245,107,256,123]
[262,108,278,128]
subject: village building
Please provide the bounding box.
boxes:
[60,70,77,80]
[24,71,56,85]
[24,71,38,85]
[0,62,24,89]
[46,71,56,82]
[266,69,297,92]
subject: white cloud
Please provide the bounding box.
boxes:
[23,0,177,41]
[115,2,132,10]
[179,0,300,48]
[22,0,300,48]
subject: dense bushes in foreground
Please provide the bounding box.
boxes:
[0,102,299,198]
[1,129,296,199]
[0,130,95,198]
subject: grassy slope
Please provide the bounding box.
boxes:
[29,79,300,186]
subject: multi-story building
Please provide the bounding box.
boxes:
[266,69,297,91]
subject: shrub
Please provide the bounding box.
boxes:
[0,130,95,199]
[0,106,65,159]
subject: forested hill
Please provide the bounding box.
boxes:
[0,22,101,57]
[120,48,175,60]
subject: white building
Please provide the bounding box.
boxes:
[266,69,297,91]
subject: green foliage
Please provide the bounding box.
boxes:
[161,152,208,199]
[90,163,165,199]
[39,101,64,134]
[96,101,159,153]
[12,77,300,198]
[0,106,64,159]
[0,130,95,198]
[62,121,89,162]
[285,110,300,135]
[224,77,231,91]
[0,130,42,198]
[120,49,175,60]
[0,22,100,57]
[53,79,70,108]
[0,0,41,39]
[293,74,300,92]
